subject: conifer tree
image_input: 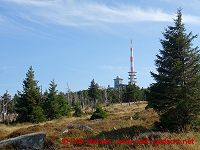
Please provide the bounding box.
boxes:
[12,94,20,113]
[44,80,71,119]
[15,66,46,123]
[90,105,107,120]
[73,102,84,117]
[123,83,141,104]
[107,88,119,104]
[148,10,200,131]
[45,80,61,119]
[88,79,100,110]
[57,92,71,117]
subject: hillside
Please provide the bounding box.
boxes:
[0,102,199,150]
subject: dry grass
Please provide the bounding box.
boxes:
[0,101,200,150]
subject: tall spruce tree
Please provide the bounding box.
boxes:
[15,66,46,123]
[44,80,71,120]
[148,10,200,131]
[88,79,100,110]
[45,80,61,119]
[57,92,71,117]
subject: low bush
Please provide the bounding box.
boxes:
[90,106,107,120]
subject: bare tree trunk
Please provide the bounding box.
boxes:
[2,113,5,122]
[81,93,84,109]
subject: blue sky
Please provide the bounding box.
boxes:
[0,0,200,96]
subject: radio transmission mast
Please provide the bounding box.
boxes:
[128,40,136,84]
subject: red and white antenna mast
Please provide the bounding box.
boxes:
[128,40,136,84]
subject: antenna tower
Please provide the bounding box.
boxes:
[128,40,136,84]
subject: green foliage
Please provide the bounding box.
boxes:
[107,88,120,103]
[191,117,200,127]
[148,10,200,131]
[30,106,46,123]
[140,88,147,101]
[90,106,108,120]
[44,80,60,119]
[88,79,100,108]
[73,102,84,117]
[123,83,143,103]
[15,66,46,123]
[57,92,71,116]
[44,80,71,120]
[11,94,19,113]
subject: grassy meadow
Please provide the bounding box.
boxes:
[0,102,199,150]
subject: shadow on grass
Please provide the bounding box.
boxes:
[68,125,157,149]
[93,125,151,140]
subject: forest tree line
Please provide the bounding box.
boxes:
[0,66,146,123]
